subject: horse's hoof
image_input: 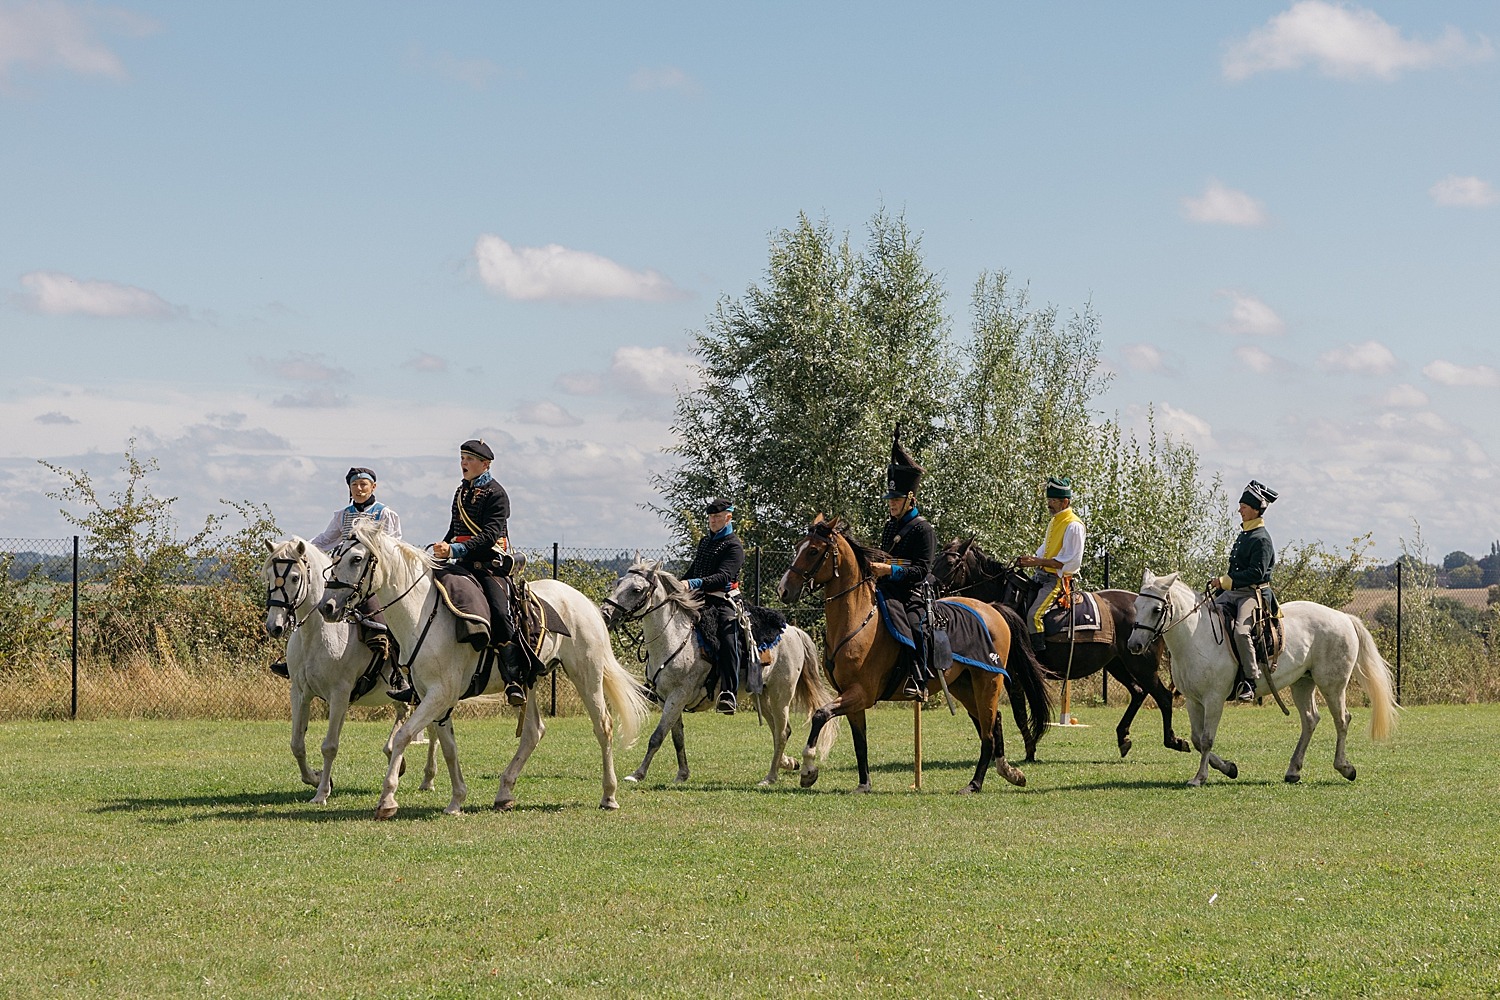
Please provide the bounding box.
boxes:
[443,804,462,816]
[623,774,641,784]
[600,798,620,811]
[1119,736,1132,758]
[418,780,435,792]
[1006,770,1027,788]
[1171,738,1192,753]
[1186,777,1204,788]
[673,772,689,784]
[1223,762,1239,780]
[958,783,978,795]
[854,783,871,794]
[799,770,819,789]
[757,778,774,787]
[1340,765,1357,782]
[374,805,398,820]
[1284,773,1300,784]
[493,799,515,812]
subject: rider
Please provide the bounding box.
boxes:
[1016,476,1085,655]
[270,466,405,695]
[430,439,528,708]
[683,498,746,715]
[870,428,936,700]
[1211,480,1279,701]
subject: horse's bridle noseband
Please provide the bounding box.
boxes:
[266,554,312,631]
[323,538,422,622]
[1130,589,1171,645]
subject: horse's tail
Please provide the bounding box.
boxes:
[998,603,1052,751]
[599,648,652,751]
[1348,613,1400,742]
[789,629,840,761]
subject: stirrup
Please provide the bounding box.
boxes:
[269,659,289,679]
[387,686,415,704]
[901,675,926,700]
[716,690,737,715]
[505,682,527,707]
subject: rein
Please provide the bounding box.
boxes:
[940,551,1011,598]
[1132,586,1215,645]
[605,566,699,686]
[324,541,426,622]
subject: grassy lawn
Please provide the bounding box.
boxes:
[1,701,1496,998]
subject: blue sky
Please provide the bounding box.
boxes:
[1,1,1496,561]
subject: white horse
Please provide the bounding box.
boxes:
[262,537,437,804]
[318,520,650,819]
[601,561,840,786]
[1127,569,1398,787]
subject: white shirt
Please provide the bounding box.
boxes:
[1033,520,1085,577]
[310,502,402,553]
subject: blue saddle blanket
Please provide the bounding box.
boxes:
[875,592,1009,678]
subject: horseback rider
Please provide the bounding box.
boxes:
[1210,480,1279,701]
[683,498,746,715]
[430,439,528,708]
[869,428,936,700]
[1016,476,1085,655]
[271,466,406,695]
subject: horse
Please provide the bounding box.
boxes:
[318,520,650,819]
[262,537,437,804]
[1127,569,1399,787]
[600,561,839,786]
[933,537,1190,759]
[778,516,1051,793]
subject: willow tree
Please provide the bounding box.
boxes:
[655,210,950,549]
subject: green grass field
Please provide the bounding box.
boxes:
[2,701,1496,998]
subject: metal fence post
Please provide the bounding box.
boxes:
[1100,551,1110,705]
[1395,560,1403,705]
[551,542,559,717]
[71,535,79,721]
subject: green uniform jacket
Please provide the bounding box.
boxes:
[1226,523,1275,589]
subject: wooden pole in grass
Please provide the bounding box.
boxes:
[913,700,923,790]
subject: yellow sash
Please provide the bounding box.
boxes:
[1041,507,1082,576]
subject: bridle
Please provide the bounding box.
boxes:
[785,522,873,604]
[602,565,704,688]
[265,553,311,632]
[1130,583,1213,646]
[937,545,1012,598]
[323,537,424,623]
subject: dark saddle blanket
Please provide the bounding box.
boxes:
[1042,591,1112,644]
[875,593,1008,679]
[697,602,788,696]
[432,567,570,650]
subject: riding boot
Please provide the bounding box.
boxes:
[1029,631,1047,655]
[269,658,289,679]
[1232,629,1262,701]
[499,642,528,707]
[716,626,741,714]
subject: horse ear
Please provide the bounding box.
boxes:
[295,540,306,556]
[263,538,275,552]
[1161,572,1179,589]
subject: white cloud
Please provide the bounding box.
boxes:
[1429,175,1499,208]
[1119,344,1167,373]
[1157,403,1216,450]
[272,390,350,409]
[630,66,695,92]
[1423,359,1500,388]
[1376,383,1428,408]
[33,410,77,424]
[1183,180,1268,227]
[513,399,582,428]
[15,270,177,318]
[402,352,448,373]
[554,371,603,395]
[473,234,683,302]
[1218,291,1286,337]
[609,345,698,396]
[1223,1,1493,81]
[1319,340,1398,375]
[261,353,349,383]
[1234,344,1284,375]
[0,1,155,85]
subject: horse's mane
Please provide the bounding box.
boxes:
[829,520,890,579]
[267,535,330,572]
[351,519,440,579]
[964,539,1009,576]
[628,559,703,615]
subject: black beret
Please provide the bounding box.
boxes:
[346,467,377,485]
[705,498,734,515]
[460,439,494,461]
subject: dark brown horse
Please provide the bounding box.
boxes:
[933,537,1190,759]
[777,516,1051,793]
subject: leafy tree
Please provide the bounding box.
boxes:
[656,210,950,549]
[1448,563,1484,589]
[1274,534,1373,608]
[1443,550,1477,571]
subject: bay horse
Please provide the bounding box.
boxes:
[262,537,438,803]
[601,561,839,786]
[934,538,1190,759]
[1128,569,1398,786]
[778,516,1050,793]
[318,520,649,818]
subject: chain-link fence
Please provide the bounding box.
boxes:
[6,535,1490,719]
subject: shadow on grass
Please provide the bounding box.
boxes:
[92,788,572,824]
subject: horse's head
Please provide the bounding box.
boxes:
[1127,568,1180,655]
[778,514,846,602]
[318,534,375,624]
[263,537,314,639]
[933,537,975,593]
[600,561,666,629]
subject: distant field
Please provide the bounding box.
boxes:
[1343,586,1492,616]
[1,704,1497,998]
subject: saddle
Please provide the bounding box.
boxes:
[1041,590,1111,645]
[432,567,571,652]
[1221,586,1285,668]
[697,599,787,697]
